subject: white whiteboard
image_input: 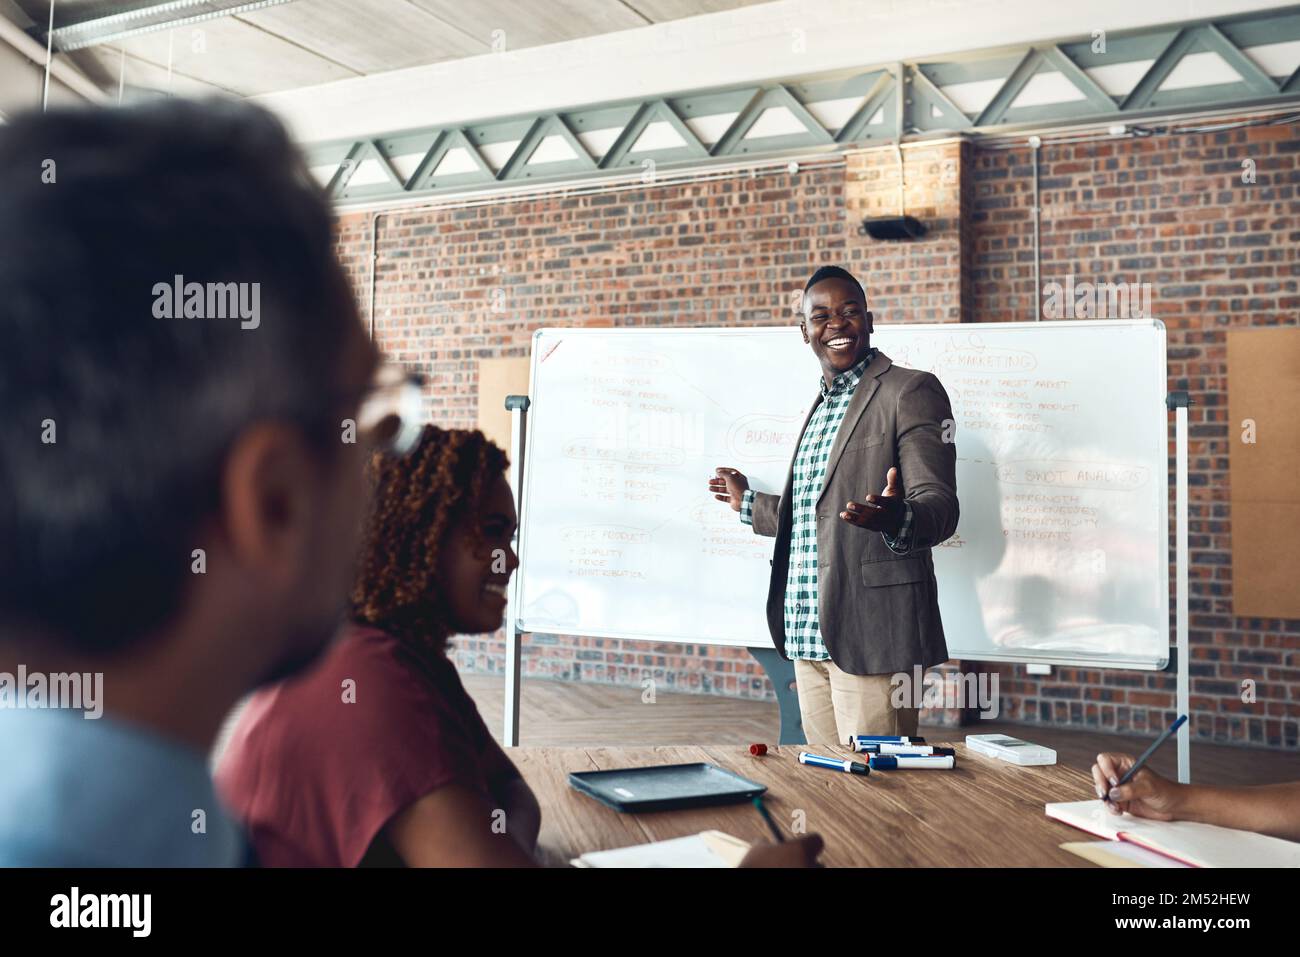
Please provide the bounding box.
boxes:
[517,321,1169,669]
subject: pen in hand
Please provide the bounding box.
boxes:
[1104,714,1187,804]
[753,796,785,842]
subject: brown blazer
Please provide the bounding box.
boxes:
[749,350,958,675]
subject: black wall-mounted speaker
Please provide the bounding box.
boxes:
[858,215,928,240]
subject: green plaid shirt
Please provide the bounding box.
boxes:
[740,350,913,659]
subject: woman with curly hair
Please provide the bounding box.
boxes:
[216,424,822,868]
[215,426,542,866]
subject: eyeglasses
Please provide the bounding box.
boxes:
[356,361,425,456]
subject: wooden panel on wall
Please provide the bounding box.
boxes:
[1227,327,1300,619]
[476,356,531,458]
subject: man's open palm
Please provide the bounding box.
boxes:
[840,466,904,534]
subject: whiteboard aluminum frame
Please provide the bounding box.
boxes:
[515,320,1171,671]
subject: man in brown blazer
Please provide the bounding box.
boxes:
[708,266,958,744]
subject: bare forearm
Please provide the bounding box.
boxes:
[387,784,539,867]
[1173,781,1300,841]
[479,729,542,855]
[498,775,542,853]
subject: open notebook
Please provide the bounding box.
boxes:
[571,831,751,868]
[1047,800,1300,868]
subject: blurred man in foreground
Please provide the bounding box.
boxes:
[0,98,385,865]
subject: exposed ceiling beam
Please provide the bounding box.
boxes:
[303,4,1300,210]
[254,0,1292,146]
[45,0,300,52]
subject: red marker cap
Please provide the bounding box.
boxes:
[749,743,768,756]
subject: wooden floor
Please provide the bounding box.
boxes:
[465,674,1300,788]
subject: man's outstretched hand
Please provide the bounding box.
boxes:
[708,467,750,513]
[840,466,904,534]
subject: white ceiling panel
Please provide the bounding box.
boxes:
[12,0,771,98]
[406,0,650,51]
[72,43,231,98]
[624,0,769,18]
[238,0,490,73]
[108,16,360,95]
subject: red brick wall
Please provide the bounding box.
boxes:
[841,141,968,321]
[335,122,1300,748]
[969,124,1300,748]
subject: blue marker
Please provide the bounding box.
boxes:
[799,751,870,776]
[851,742,955,756]
[868,754,955,770]
[851,735,926,745]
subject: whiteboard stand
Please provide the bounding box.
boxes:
[503,394,530,747]
[1168,390,1192,784]
[748,648,805,745]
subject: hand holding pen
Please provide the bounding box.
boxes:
[1092,715,1187,818]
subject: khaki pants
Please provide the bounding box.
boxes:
[793,658,919,746]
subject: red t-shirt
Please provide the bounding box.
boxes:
[215,624,511,867]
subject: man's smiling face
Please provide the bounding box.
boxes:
[801,276,874,382]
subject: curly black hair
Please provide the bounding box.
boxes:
[349,426,508,650]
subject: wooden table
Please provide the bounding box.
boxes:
[513,742,1100,867]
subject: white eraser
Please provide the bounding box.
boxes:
[965,734,1057,766]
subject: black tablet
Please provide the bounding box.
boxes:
[568,762,767,813]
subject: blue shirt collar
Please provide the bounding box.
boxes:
[820,347,876,398]
[0,708,244,867]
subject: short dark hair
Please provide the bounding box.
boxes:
[803,265,866,299]
[0,98,359,653]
